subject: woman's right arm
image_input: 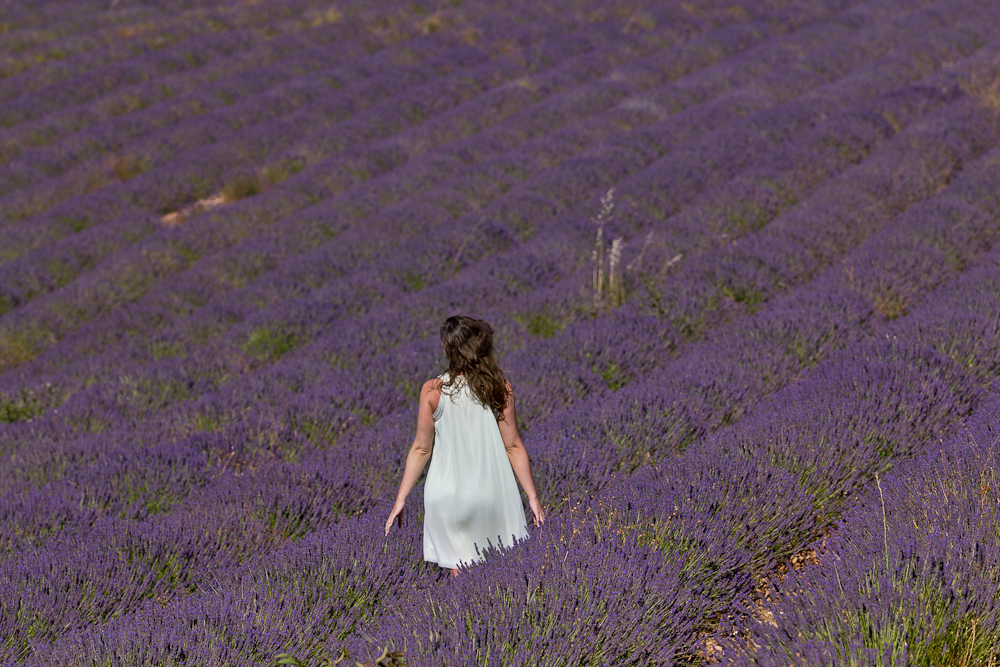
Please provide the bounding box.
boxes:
[497,382,545,527]
[385,379,440,536]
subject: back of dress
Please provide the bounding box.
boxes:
[422,373,529,569]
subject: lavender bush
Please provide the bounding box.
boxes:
[2,0,1000,664]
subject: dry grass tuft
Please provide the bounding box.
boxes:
[161,193,227,227]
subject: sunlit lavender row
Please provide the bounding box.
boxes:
[1,0,999,664]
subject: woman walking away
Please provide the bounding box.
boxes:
[385,315,545,576]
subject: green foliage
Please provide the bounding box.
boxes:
[805,560,1000,667]
[874,287,909,320]
[517,312,565,339]
[243,327,301,362]
[276,646,407,667]
[918,614,996,667]
[149,340,186,360]
[109,153,150,181]
[719,284,766,311]
[222,172,266,201]
[262,158,305,185]
[399,272,426,293]
[600,361,626,391]
[0,384,55,423]
[0,294,14,317]
[56,214,91,233]
[187,173,214,203]
[43,253,94,287]
[761,176,799,207]
[506,211,534,241]
[217,251,277,288]
[341,164,370,183]
[291,415,347,449]
[167,239,200,266]
[26,126,58,148]
[114,92,151,116]
[881,111,903,133]
[723,200,769,235]
[821,134,867,163]
[0,326,52,372]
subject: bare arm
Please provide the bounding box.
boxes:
[385,379,440,536]
[496,381,545,526]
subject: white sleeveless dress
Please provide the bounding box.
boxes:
[423,373,529,568]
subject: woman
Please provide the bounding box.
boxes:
[384,315,545,576]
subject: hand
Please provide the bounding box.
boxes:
[528,497,545,527]
[385,502,405,536]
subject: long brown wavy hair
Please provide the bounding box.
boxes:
[440,315,509,417]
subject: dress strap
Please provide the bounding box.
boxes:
[432,373,448,421]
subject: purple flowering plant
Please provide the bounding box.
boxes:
[2,0,1000,664]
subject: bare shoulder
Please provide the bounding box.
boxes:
[421,378,443,411]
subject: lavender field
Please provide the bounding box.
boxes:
[1,0,1000,663]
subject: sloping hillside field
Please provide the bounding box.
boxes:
[1,0,999,664]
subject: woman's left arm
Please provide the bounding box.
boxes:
[385,379,439,536]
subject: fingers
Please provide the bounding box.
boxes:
[528,500,545,527]
[385,506,405,535]
[530,506,544,527]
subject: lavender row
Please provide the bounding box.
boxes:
[0,3,239,89]
[0,0,583,189]
[0,0,776,260]
[0,0,504,130]
[0,1,344,69]
[0,1,699,266]
[0,44,987,522]
[0,1,140,58]
[0,0,350,125]
[8,0,884,352]
[325,105,1000,512]
[1,140,992,667]
[526,133,1000,506]
[1,2,1000,655]
[0,0,865,374]
[0,5,386,173]
[727,283,1000,664]
[16,248,1000,664]
[60,34,1000,439]
[146,6,1000,378]
[0,0,732,227]
[0,6,549,228]
[197,83,999,451]
[2,79,997,645]
[0,0,795,301]
[1,0,978,426]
